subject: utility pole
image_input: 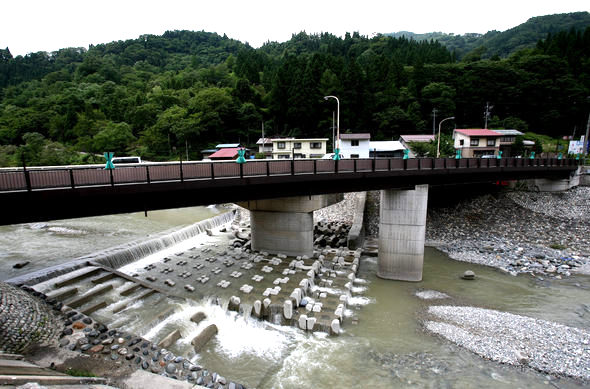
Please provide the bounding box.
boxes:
[484,102,493,129]
[332,111,335,151]
[584,112,590,156]
[432,108,437,136]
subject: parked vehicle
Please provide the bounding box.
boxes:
[111,156,142,164]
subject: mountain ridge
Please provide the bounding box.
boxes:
[386,11,590,58]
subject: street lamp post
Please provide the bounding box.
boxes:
[324,96,340,160]
[437,116,455,158]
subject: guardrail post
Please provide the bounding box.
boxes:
[388,158,391,171]
[313,159,317,174]
[353,159,357,173]
[431,158,435,170]
[146,165,151,184]
[335,159,339,174]
[109,168,114,187]
[240,162,244,178]
[22,158,32,192]
[418,158,422,170]
[372,158,375,172]
[210,163,215,179]
[179,159,184,182]
[291,159,295,175]
[266,160,270,176]
[404,158,408,170]
[69,169,75,189]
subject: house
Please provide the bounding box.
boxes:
[256,138,273,158]
[271,138,329,159]
[399,134,435,157]
[453,129,502,158]
[208,147,241,160]
[340,133,371,158]
[368,141,406,158]
[202,143,244,160]
[492,129,524,157]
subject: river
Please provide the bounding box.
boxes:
[1,208,589,388]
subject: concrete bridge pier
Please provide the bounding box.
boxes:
[378,185,428,282]
[239,194,343,257]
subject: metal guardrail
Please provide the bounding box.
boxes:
[0,158,579,192]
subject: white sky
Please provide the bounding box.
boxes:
[2,0,589,56]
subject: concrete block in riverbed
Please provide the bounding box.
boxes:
[330,319,341,335]
[253,300,262,317]
[306,317,316,331]
[190,311,207,324]
[191,324,218,352]
[228,296,241,312]
[283,300,293,320]
[157,329,182,348]
[298,314,308,330]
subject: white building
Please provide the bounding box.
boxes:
[271,138,329,159]
[369,141,406,158]
[340,133,371,158]
[256,138,273,158]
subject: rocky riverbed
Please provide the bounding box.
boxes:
[365,186,590,278]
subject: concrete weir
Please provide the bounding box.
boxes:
[239,194,343,257]
[378,185,428,282]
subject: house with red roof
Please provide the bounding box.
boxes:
[208,147,241,160]
[453,129,502,158]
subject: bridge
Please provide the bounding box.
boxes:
[0,157,580,281]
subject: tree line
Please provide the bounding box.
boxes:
[0,25,589,166]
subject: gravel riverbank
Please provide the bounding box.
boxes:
[364,186,590,278]
[425,186,590,278]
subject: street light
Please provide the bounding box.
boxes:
[324,96,340,160]
[437,116,455,158]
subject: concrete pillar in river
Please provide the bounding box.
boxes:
[238,194,342,257]
[378,184,428,281]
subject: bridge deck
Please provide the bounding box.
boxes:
[0,157,579,225]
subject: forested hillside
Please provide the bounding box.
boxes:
[0,21,589,166]
[388,12,590,59]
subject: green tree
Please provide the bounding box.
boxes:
[92,122,136,153]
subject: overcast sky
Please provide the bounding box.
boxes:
[2,0,589,56]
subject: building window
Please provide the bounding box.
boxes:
[351,140,360,146]
[470,138,479,146]
[351,154,359,158]
[293,142,301,149]
[501,136,514,143]
[487,139,496,146]
[459,139,464,146]
[277,154,290,159]
[310,154,323,158]
[277,142,286,149]
[310,142,322,149]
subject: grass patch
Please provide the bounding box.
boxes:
[65,368,96,377]
[549,243,566,250]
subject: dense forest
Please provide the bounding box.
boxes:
[0,13,589,166]
[389,12,590,59]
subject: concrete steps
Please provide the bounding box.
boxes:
[0,353,107,386]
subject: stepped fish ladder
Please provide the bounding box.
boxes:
[7,210,236,286]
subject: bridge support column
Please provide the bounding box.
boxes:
[239,194,342,257]
[378,185,428,281]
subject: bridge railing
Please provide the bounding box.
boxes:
[0,157,578,192]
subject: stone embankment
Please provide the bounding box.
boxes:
[0,282,63,354]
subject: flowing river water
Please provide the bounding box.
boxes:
[1,207,589,388]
